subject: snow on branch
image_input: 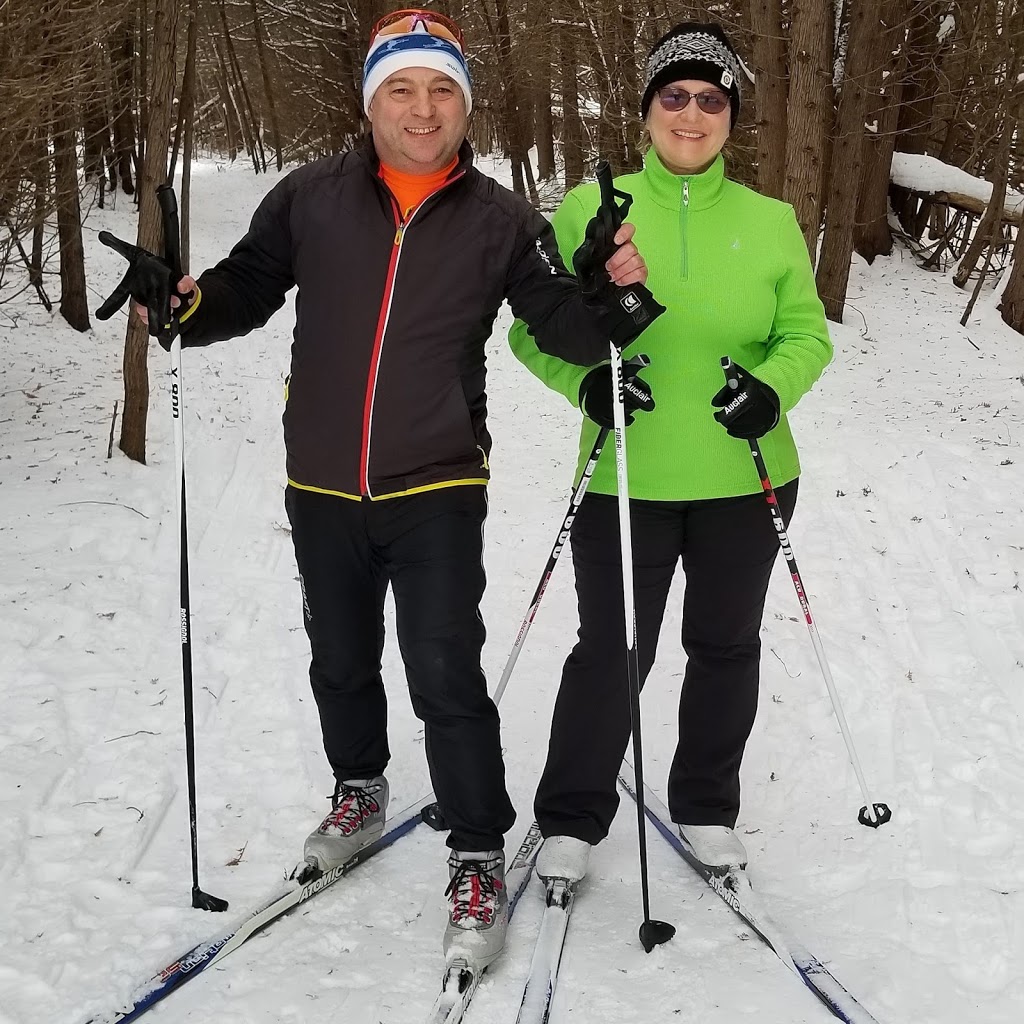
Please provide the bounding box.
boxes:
[890,153,1023,224]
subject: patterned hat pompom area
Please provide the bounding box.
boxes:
[641,22,746,127]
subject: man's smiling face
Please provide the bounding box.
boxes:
[368,67,468,174]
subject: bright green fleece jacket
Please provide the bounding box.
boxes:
[509,149,833,501]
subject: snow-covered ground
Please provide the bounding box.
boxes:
[2,157,1023,1024]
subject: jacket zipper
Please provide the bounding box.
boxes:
[680,179,690,281]
[358,171,466,498]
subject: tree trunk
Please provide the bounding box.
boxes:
[617,0,642,172]
[525,0,555,182]
[784,0,832,255]
[494,0,536,201]
[218,0,265,173]
[854,0,909,262]
[535,64,556,180]
[252,0,283,171]
[31,126,48,288]
[560,17,584,190]
[82,63,112,186]
[999,224,1024,333]
[890,1,945,235]
[109,19,137,195]
[170,0,198,181]
[120,0,178,465]
[815,0,883,320]
[52,108,90,331]
[953,113,1012,289]
[212,30,239,160]
[137,0,148,186]
[750,0,788,199]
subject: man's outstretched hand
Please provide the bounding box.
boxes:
[95,231,193,349]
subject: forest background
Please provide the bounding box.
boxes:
[0,0,1021,461]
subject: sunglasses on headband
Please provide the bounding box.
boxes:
[371,8,465,48]
[657,87,730,115]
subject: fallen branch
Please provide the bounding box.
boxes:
[59,500,148,518]
[107,400,118,459]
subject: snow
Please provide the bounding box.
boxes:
[3,157,1024,1024]
[937,14,956,43]
[891,152,1024,218]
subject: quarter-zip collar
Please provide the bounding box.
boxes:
[642,148,726,212]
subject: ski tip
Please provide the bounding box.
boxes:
[639,919,676,953]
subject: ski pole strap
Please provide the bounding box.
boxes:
[156,184,186,347]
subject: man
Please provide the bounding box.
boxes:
[97,9,661,970]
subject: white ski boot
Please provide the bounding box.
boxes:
[303,776,389,873]
[677,824,747,873]
[443,849,508,970]
[536,835,591,883]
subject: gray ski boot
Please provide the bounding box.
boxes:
[303,776,389,873]
[442,849,508,970]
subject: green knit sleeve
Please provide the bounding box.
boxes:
[750,206,834,414]
[507,187,600,408]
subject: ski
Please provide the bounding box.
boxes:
[617,769,883,1024]
[86,790,436,1024]
[425,821,544,1024]
[514,875,578,1024]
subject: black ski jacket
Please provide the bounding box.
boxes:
[180,138,617,499]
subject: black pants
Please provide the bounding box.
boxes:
[285,484,516,851]
[534,481,798,844]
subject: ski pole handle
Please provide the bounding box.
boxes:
[595,160,631,229]
[157,183,183,280]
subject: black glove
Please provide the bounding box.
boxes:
[95,231,189,350]
[579,354,655,429]
[711,361,780,439]
[573,162,666,349]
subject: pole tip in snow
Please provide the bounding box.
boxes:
[858,802,892,828]
[192,886,229,912]
[639,919,675,953]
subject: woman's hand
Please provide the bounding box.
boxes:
[605,223,647,288]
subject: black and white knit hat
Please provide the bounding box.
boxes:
[641,23,743,127]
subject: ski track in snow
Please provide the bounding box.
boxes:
[2,158,1023,1024]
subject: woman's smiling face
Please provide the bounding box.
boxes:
[646,79,731,176]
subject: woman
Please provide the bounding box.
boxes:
[509,22,833,881]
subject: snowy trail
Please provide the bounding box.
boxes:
[2,159,1024,1024]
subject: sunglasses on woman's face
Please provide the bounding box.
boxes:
[657,87,730,115]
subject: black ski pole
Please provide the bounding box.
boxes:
[718,355,892,830]
[597,160,674,953]
[491,426,609,707]
[157,183,229,911]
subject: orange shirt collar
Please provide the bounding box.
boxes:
[379,156,460,220]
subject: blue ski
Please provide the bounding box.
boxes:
[618,769,884,1024]
[86,791,436,1024]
